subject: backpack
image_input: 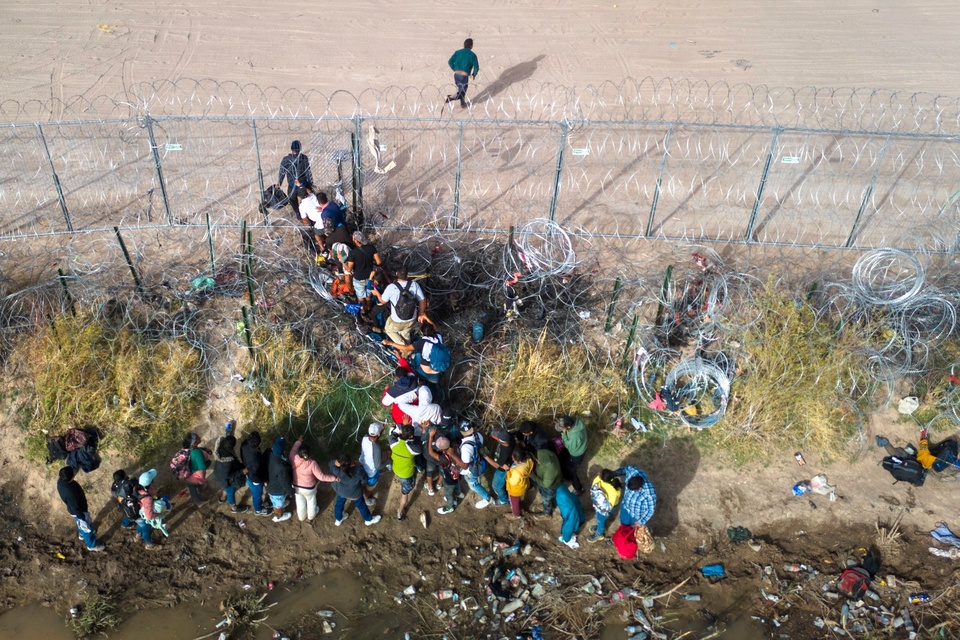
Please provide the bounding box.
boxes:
[171,448,191,480]
[46,436,69,463]
[882,455,926,486]
[117,481,143,521]
[932,439,959,472]
[392,281,418,321]
[461,436,486,477]
[64,428,89,452]
[612,524,638,560]
[262,185,288,210]
[837,567,870,599]
[426,341,451,373]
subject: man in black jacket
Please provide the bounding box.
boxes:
[277,140,313,217]
[57,466,104,551]
[240,431,271,517]
[267,437,293,523]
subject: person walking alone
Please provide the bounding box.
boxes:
[277,140,313,216]
[446,38,479,109]
[57,466,104,552]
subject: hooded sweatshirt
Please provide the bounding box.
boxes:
[328,461,365,500]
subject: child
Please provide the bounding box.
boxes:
[587,469,623,543]
[506,449,535,518]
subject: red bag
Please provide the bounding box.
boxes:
[612,524,638,560]
[837,567,870,599]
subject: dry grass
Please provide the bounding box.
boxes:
[714,277,876,462]
[12,310,207,461]
[875,510,905,559]
[478,329,628,426]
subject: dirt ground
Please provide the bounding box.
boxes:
[1,373,959,639]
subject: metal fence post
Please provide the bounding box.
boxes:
[36,124,73,232]
[352,116,364,220]
[646,124,673,237]
[548,122,570,222]
[453,122,464,230]
[745,127,782,241]
[251,119,267,224]
[143,116,173,225]
[846,134,890,249]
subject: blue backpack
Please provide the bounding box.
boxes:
[428,342,452,372]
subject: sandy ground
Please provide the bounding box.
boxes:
[2,0,958,110]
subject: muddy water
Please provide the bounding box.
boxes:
[0,569,409,640]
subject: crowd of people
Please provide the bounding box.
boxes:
[55,135,658,557]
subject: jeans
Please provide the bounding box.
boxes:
[334,495,374,522]
[450,74,469,106]
[465,473,491,502]
[442,479,459,510]
[294,485,319,521]
[136,519,153,545]
[492,469,508,504]
[120,515,133,528]
[595,510,610,537]
[224,486,238,507]
[538,485,557,515]
[620,509,637,527]
[73,513,98,549]
[246,479,264,512]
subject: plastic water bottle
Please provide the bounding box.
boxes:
[225,421,234,435]
[472,321,484,343]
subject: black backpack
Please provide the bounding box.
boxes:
[117,480,143,521]
[392,281,419,321]
[881,455,926,486]
[932,439,959,472]
[46,436,69,463]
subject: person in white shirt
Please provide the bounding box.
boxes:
[452,423,493,509]
[360,423,384,506]
[297,186,324,250]
[379,266,429,346]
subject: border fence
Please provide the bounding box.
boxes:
[1,78,959,252]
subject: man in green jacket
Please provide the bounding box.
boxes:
[445,38,479,109]
[557,416,588,495]
[531,447,562,517]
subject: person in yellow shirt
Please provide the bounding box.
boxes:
[506,449,535,518]
[588,469,623,543]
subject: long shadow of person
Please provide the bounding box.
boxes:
[619,435,701,536]
[472,55,546,104]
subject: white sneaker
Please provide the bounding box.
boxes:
[272,512,292,523]
[475,499,490,509]
[335,513,349,526]
[365,515,381,526]
[561,536,580,550]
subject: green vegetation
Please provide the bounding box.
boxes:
[68,592,120,638]
[13,310,207,462]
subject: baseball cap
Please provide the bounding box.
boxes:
[368,423,383,437]
[491,427,511,443]
[458,421,475,436]
[139,469,157,487]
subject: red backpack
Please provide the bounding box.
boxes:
[837,567,870,599]
[612,525,639,560]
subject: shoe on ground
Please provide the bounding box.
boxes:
[364,497,376,507]
[144,543,159,550]
[457,493,466,500]
[397,511,406,521]
[437,506,455,515]
[121,523,135,529]
[365,515,382,526]
[89,544,105,552]
[587,533,604,544]
[231,506,250,514]
[475,499,490,509]
[426,488,436,497]
[255,508,272,517]
[561,536,580,550]
[335,513,349,526]
[272,512,292,523]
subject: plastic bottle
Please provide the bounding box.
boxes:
[683,594,702,601]
[472,321,484,343]
[436,589,455,600]
[782,564,802,572]
[225,421,234,435]
[502,542,521,556]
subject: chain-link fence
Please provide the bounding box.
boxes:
[2,114,959,253]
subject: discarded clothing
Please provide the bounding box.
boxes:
[930,523,960,548]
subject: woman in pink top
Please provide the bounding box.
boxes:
[290,438,336,522]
